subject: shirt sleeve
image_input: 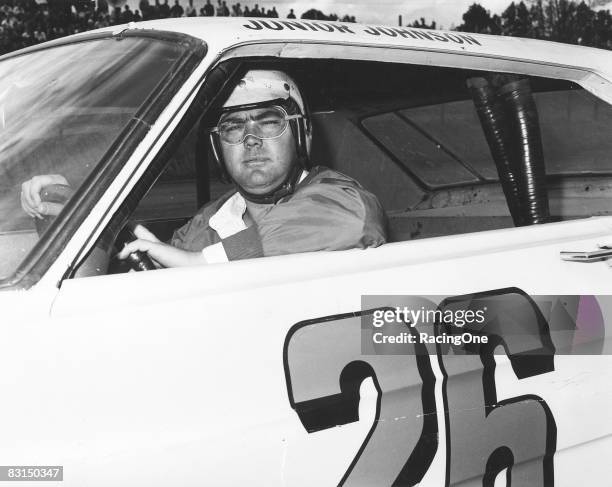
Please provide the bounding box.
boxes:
[221,176,387,260]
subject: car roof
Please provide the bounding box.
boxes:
[101,17,612,82]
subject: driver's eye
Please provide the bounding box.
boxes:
[260,117,283,126]
[220,121,245,133]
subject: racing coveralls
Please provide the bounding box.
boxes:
[170,165,387,263]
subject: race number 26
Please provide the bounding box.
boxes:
[283,288,558,486]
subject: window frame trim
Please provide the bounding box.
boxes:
[216,40,612,103]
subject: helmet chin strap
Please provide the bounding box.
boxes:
[236,161,303,205]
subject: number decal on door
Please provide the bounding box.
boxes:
[284,288,566,486]
[437,288,557,486]
[283,309,438,486]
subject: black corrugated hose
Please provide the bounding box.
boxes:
[467,77,525,226]
[467,76,550,226]
[499,79,550,224]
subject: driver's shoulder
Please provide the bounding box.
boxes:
[293,166,371,205]
[301,165,365,190]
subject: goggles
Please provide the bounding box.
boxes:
[212,105,302,145]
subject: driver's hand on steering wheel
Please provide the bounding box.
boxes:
[117,224,208,268]
[20,174,70,219]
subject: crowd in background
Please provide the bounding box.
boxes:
[1,0,610,56]
[0,0,355,54]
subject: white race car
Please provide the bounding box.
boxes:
[0,17,610,486]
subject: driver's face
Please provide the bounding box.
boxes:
[220,107,297,195]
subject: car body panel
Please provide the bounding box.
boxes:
[0,217,609,484]
[119,18,612,82]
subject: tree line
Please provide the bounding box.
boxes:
[453,0,612,49]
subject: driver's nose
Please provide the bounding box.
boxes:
[244,133,263,148]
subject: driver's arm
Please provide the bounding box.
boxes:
[117,224,209,268]
[20,174,70,219]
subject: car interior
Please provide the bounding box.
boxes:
[125,58,612,255]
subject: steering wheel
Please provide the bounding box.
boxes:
[113,223,157,271]
[37,183,156,273]
[35,183,73,235]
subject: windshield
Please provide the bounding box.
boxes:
[0,35,191,280]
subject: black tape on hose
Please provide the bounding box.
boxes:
[467,77,525,226]
[499,79,550,224]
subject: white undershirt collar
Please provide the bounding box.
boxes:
[208,170,308,239]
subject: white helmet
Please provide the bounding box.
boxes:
[222,69,307,116]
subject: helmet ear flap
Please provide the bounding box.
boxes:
[293,117,312,170]
[209,131,231,183]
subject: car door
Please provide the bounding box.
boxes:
[38,216,612,486]
[1,41,611,486]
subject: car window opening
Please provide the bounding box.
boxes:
[63,58,612,277]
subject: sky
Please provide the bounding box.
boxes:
[274,0,512,29]
[123,0,515,30]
